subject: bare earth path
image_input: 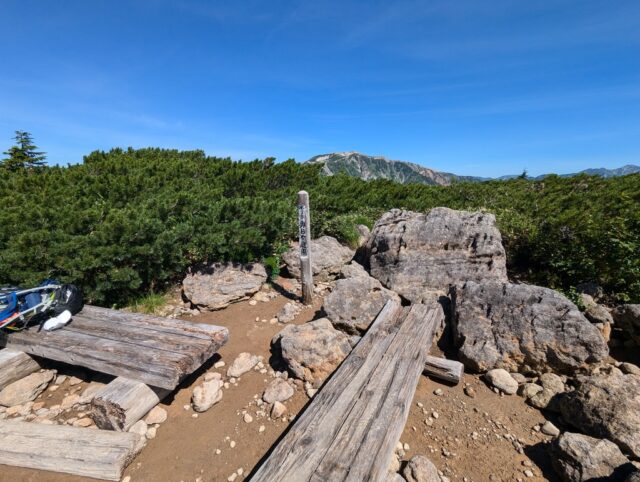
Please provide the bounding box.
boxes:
[0,289,558,482]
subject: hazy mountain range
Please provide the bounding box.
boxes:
[305,152,640,186]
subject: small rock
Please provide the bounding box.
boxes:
[541,421,560,437]
[277,302,303,323]
[402,454,440,482]
[192,379,223,412]
[519,383,543,399]
[73,417,93,427]
[524,469,534,478]
[243,413,253,423]
[263,378,295,404]
[129,420,148,437]
[214,360,226,369]
[146,426,157,439]
[259,425,265,433]
[227,352,261,378]
[464,386,476,398]
[67,376,83,386]
[271,401,287,418]
[144,406,168,425]
[484,369,518,395]
[433,388,443,396]
[0,370,55,407]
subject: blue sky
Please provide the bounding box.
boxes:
[1,0,638,177]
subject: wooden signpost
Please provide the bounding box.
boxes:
[297,191,313,305]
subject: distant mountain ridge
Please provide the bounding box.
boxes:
[305,152,639,186]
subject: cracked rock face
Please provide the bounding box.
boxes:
[282,236,354,282]
[559,372,640,458]
[272,318,352,388]
[452,281,608,374]
[182,262,267,310]
[551,432,634,482]
[365,208,508,303]
[323,262,401,335]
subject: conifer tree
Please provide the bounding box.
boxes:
[1,130,47,171]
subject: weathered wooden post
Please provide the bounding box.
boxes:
[297,190,313,305]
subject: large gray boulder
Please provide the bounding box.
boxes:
[365,208,507,303]
[551,432,634,482]
[282,236,354,282]
[323,263,401,335]
[452,281,608,374]
[559,372,640,458]
[613,304,640,345]
[183,262,267,310]
[272,318,352,387]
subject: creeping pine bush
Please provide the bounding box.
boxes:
[0,147,638,305]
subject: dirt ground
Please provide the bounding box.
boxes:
[1,283,559,482]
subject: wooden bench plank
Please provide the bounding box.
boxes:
[0,420,142,481]
[0,306,228,390]
[424,355,463,384]
[251,299,403,480]
[250,301,443,482]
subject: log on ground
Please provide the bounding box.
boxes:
[0,420,142,481]
[90,377,170,431]
[423,355,463,384]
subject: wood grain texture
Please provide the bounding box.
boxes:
[0,306,228,390]
[423,355,463,384]
[89,377,170,431]
[250,300,443,482]
[0,349,41,390]
[0,420,142,481]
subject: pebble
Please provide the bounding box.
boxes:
[122,477,131,482]
[230,440,236,448]
[433,388,443,396]
[259,425,266,433]
[541,421,560,437]
[243,413,253,423]
[215,449,221,455]
[417,402,424,408]
[228,474,238,482]
[248,300,257,306]
[524,469,534,477]
[464,386,476,398]
[432,411,439,419]
[214,360,226,368]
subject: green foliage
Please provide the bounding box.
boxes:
[0,147,638,305]
[129,292,168,314]
[1,131,47,171]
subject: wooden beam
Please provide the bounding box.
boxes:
[250,300,443,482]
[89,377,170,431]
[0,349,41,390]
[297,190,313,305]
[423,355,463,385]
[0,306,228,390]
[0,420,142,481]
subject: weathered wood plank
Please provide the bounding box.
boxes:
[250,301,443,482]
[0,420,142,481]
[89,377,170,431]
[314,305,440,482]
[0,349,41,390]
[423,355,463,384]
[0,306,229,390]
[1,328,186,389]
[251,299,403,480]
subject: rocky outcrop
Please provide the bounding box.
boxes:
[0,370,55,407]
[452,281,608,374]
[323,263,401,335]
[272,318,352,387]
[551,432,635,482]
[182,262,267,310]
[365,208,507,303]
[558,372,640,458]
[282,236,354,282]
[613,305,640,345]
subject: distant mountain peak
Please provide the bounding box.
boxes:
[306,152,456,186]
